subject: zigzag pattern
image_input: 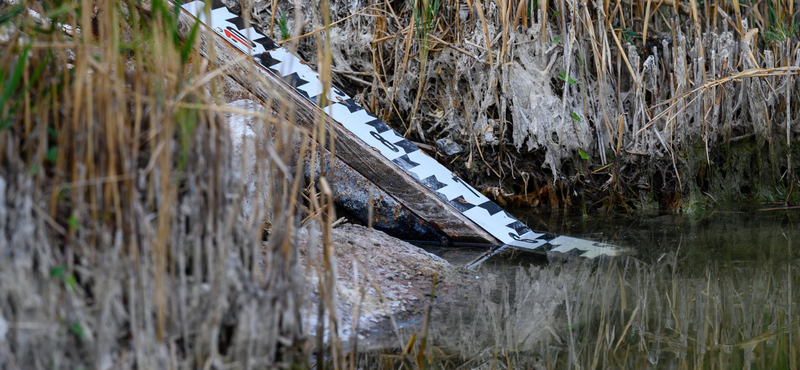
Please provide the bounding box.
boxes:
[179,0,622,258]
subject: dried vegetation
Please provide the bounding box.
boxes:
[0,0,323,367]
[241,0,800,210]
[4,0,800,368]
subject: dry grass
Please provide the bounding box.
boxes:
[0,0,347,368]
[254,0,800,210]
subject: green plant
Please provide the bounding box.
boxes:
[615,27,639,45]
[526,0,538,23]
[1,44,30,129]
[558,72,577,87]
[764,0,798,43]
[413,0,440,60]
[45,146,58,162]
[50,265,77,292]
[70,321,86,339]
[176,108,197,171]
[278,12,290,40]
[0,3,24,24]
[407,0,440,137]
[67,215,80,230]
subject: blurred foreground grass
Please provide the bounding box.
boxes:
[0,0,324,368]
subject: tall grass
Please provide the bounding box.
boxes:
[0,0,343,368]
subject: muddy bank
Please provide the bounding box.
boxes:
[296,223,477,343]
[222,97,480,341]
[223,97,482,348]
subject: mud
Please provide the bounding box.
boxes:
[297,223,476,343]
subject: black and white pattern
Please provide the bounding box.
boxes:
[179,0,621,258]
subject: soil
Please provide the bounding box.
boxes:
[296,223,478,345]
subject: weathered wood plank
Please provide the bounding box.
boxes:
[139,0,499,243]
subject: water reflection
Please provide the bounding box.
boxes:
[512,208,800,264]
[366,209,800,369]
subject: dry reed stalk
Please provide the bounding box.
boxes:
[541,0,548,44]
[475,0,495,65]
[269,0,279,38]
[642,0,652,41]
[638,66,800,135]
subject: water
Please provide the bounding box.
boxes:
[510,207,800,265]
[361,207,800,369]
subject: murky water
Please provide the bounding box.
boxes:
[510,207,800,265]
[362,208,800,369]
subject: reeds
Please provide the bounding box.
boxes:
[268,0,800,210]
[0,0,344,368]
[407,0,440,138]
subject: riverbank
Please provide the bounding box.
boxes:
[4,0,800,368]
[296,223,477,345]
